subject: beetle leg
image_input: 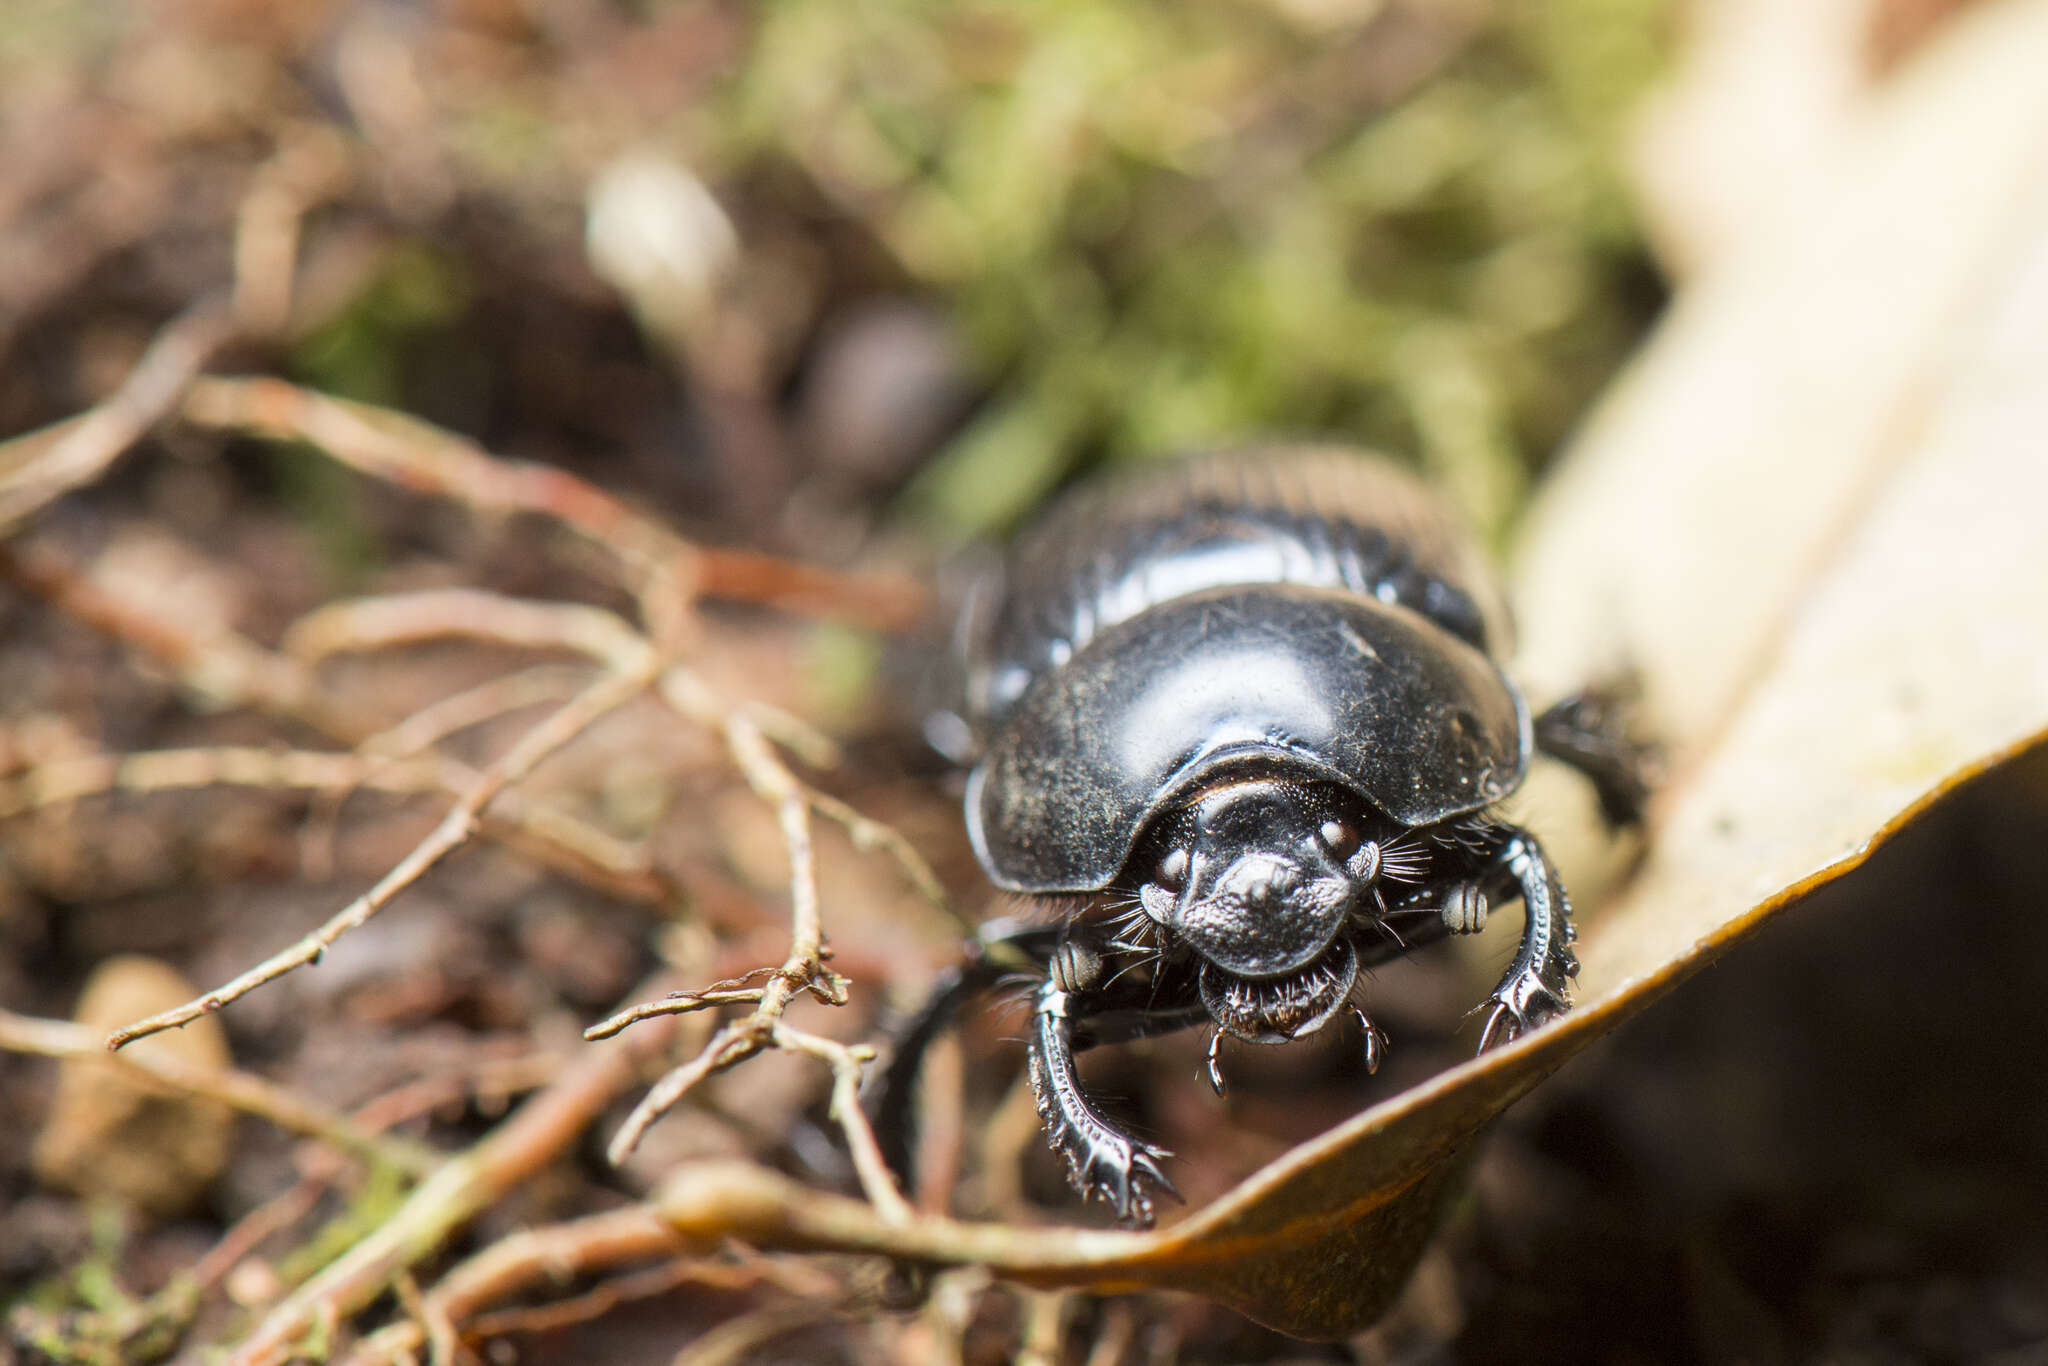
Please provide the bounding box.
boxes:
[1469,824,1578,1052]
[1031,979,1179,1226]
[1534,686,1658,827]
[863,917,1061,1185]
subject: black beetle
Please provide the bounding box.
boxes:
[873,446,1649,1225]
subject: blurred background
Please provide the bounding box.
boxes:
[3,1,2035,1363]
[0,0,1681,561]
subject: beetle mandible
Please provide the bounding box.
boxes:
[872,446,1650,1225]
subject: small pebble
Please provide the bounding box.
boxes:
[32,955,237,1218]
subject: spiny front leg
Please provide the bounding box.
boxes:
[1470,824,1578,1052]
[1029,980,1178,1226]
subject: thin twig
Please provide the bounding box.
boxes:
[0,543,377,737]
[603,698,846,1160]
[694,542,931,634]
[346,1052,570,1135]
[584,966,851,1041]
[0,1009,435,1175]
[604,1021,754,1165]
[808,788,951,912]
[225,975,685,1366]
[459,1261,724,1346]
[0,296,239,535]
[188,1166,335,1293]
[356,666,592,761]
[1016,1289,1071,1366]
[0,546,670,903]
[180,376,700,651]
[661,667,952,915]
[0,746,447,819]
[282,589,653,676]
[1083,1299,1139,1366]
[177,376,929,637]
[582,988,766,1040]
[339,1223,847,1366]
[773,1024,913,1223]
[391,1273,457,1366]
[231,126,352,338]
[108,668,654,1050]
[599,678,955,1189]
[299,665,589,878]
[669,1300,848,1366]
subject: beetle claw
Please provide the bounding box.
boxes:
[1349,1004,1387,1074]
[1071,1134,1176,1226]
[1476,999,1519,1051]
[1135,1151,1182,1205]
[1474,968,1570,1051]
[1205,1029,1229,1095]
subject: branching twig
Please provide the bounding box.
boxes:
[603,1019,756,1165]
[181,376,703,650]
[775,1024,914,1222]
[0,547,673,903]
[660,667,952,915]
[594,674,952,1204]
[0,296,239,535]
[225,975,686,1366]
[583,968,833,1040]
[108,668,654,1050]
[176,376,930,638]
[0,745,447,819]
[340,1217,844,1366]
[601,697,850,1155]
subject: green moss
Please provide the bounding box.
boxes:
[708,0,1671,540]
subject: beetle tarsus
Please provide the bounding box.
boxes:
[1469,825,1576,1052]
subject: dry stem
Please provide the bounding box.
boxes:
[181,376,703,650]
[224,976,685,1366]
[2,233,955,1361]
[0,546,673,903]
[107,668,654,1050]
[0,745,447,819]
[0,297,238,534]
[670,1300,848,1366]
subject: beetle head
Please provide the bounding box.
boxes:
[1135,776,1389,1043]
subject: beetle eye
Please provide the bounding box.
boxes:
[1154,846,1189,893]
[1318,818,1361,861]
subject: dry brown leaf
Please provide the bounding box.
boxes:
[657,0,2048,1337]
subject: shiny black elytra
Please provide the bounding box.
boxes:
[870,447,1649,1226]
